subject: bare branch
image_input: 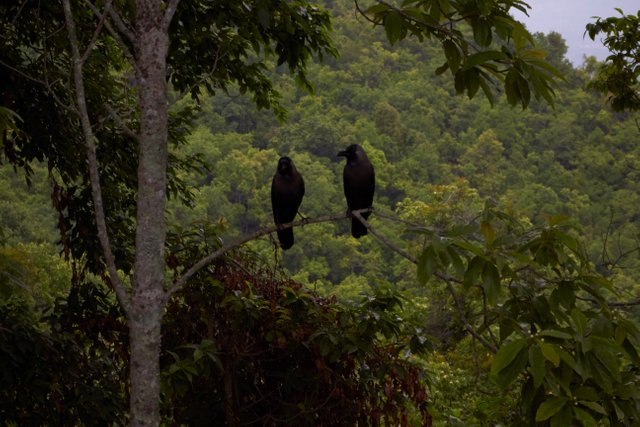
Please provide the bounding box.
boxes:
[352,210,417,263]
[0,58,47,86]
[10,0,30,26]
[63,0,131,314]
[104,1,136,44]
[104,104,139,141]
[80,0,112,64]
[163,0,182,30]
[167,209,372,297]
[82,0,140,75]
[444,279,498,353]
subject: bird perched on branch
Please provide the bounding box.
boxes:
[271,156,305,250]
[338,144,375,238]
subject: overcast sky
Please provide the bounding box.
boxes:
[512,0,639,66]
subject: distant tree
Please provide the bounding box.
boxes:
[586,9,640,112]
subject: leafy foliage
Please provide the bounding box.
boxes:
[0,277,127,424]
[161,223,433,425]
[361,0,563,108]
[586,9,640,112]
[413,204,640,424]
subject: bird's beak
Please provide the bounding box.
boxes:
[337,150,347,157]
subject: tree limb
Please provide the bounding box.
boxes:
[82,0,140,76]
[163,0,181,30]
[62,0,131,314]
[80,0,111,64]
[166,209,372,298]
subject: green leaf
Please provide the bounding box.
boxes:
[505,68,520,106]
[480,221,496,244]
[512,21,529,51]
[383,12,406,44]
[528,345,546,389]
[443,39,461,73]
[515,71,531,108]
[571,308,588,338]
[535,396,567,421]
[447,246,465,277]
[539,329,572,340]
[481,262,500,305]
[558,349,586,380]
[435,62,449,75]
[490,338,527,388]
[574,407,598,427]
[539,342,560,367]
[615,384,640,400]
[592,342,621,381]
[466,68,480,98]
[417,245,438,284]
[550,405,573,427]
[464,255,485,288]
[479,77,495,106]
[464,50,507,69]
[578,401,607,415]
[472,18,492,46]
[366,3,390,15]
[573,386,599,401]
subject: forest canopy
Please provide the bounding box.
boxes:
[1,0,640,425]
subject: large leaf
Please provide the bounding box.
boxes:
[535,396,567,422]
[490,338,527,388]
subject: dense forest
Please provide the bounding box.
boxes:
[2,0,640,425]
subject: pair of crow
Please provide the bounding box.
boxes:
[271,144,375,250]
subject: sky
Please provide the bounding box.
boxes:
[512,0,639,66]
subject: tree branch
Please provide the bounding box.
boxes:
[163,0,181,30]
[105,1,136,44]
[82,0,140,76]
[80,0,111,64]
[63,0,131,314]
[168,47,225,108]
[104,104,139,141]
[444,278,498,353]
[351,210,497,353]
[352,210,417,263]
[166,209,372,298]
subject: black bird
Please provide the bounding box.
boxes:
[271,156,305,250]
[338,144,375,238]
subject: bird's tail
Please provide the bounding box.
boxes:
[277,228,294,250]
[351,212,369,238]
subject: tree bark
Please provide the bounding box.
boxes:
[129,2,170,425]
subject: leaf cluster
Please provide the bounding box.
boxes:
[413,204,640,424]
[362,0,563,108]
[586,9,640,112]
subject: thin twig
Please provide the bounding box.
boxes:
[10,0,30,26]
[168,47,226,108]
[444,279,498,353]
[63,0,131,314]
[167,209,372,297]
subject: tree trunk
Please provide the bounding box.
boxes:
[129,2,170,425]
